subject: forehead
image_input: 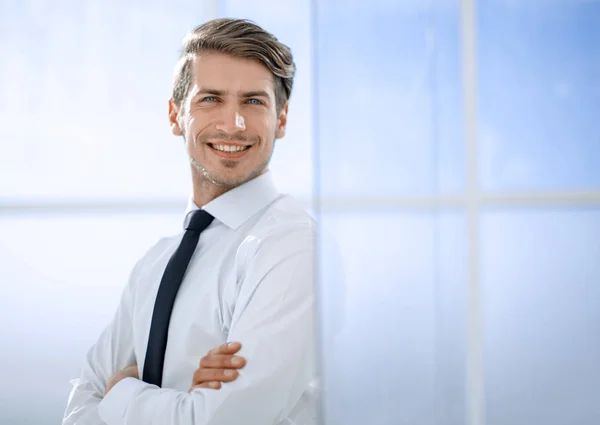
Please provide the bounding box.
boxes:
[190,52,275,94]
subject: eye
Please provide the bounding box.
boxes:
[246,98,264,105]
[200,96,218,102]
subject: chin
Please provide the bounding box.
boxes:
[192,156,267,189]
[204,170,255,188]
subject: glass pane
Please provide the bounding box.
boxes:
[0,1,204,201]
[481,209,600,424]
[478,2,600,191]
[317,211,467,425]
[0,211,182,425]
[220,0,313,198]
[315,0,465,198]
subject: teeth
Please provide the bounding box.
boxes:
[213,144,247,152]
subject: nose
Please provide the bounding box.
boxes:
[215,107,246,133]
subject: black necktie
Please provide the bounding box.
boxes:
[142,209,214,387]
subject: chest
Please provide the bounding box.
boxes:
[131,238,244,388]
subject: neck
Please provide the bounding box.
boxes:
[190,171,234,208]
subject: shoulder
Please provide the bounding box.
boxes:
[253,195,316,250]
[262,195,315,232]
[235,195,315,266]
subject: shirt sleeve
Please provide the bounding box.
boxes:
[97,225,316,425]
[62,259,141,425]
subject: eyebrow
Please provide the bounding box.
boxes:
[241,90,270,99]
[194,89,271,100]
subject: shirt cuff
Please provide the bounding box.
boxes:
[98,377,149,425]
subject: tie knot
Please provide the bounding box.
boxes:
[186,210,214,232]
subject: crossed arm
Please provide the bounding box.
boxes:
[63,232,315,425]
[105,342,247,395]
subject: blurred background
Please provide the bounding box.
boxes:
[1,0,599,424]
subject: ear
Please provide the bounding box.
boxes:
[168,98,183,136]
[275,101,288,139]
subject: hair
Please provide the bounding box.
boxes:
[172,18,296,113]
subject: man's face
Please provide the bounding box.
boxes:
[169,52,288,188]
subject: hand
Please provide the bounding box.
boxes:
[105,365,139,395]
[189,342,246,392]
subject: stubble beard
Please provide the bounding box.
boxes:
[189,155,270,188]
[188,137,275,189]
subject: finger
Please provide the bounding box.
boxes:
[199,354,246,369]
[189,381,222,392]
[208,342,242,356]
[192,368,239,385]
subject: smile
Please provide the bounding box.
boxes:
[208,143,251,152]
[207,143,253,158]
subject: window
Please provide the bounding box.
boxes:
[1,1,598,424]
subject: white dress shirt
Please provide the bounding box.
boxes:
[62,171,318,425]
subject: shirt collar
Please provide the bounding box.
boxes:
[183,171,281,230]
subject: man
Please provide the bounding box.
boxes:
[63,18,317,425]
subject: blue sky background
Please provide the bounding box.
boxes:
[1,1,599,424]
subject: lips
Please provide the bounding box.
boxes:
[207,143,253,159]
[208,143,251,153]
